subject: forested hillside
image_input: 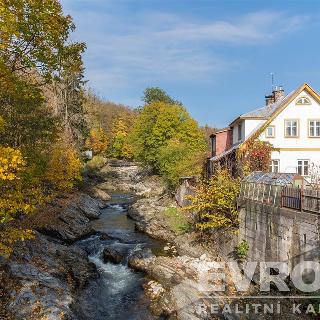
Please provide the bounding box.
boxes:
[0,0,212,257]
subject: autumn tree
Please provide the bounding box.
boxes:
[86,127,109,155]
[84,91,136,138]
[45,141,82,192]
[0,145,36,256]
[109,118,133,159]
[237,140,275,176]
[0,0,77,80]
[0,0,86,256]
[188,169,241,231]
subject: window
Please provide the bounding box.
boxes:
[238,123,242,141]
[297,160,310,176]
[265,126,275,138]
[211,135,216,156]
[269,160,280,173]
[285,120,298,137]
[309,120,320,137]
[296,96,311,105]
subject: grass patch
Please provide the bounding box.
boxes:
[163,206,192,234]
[84,155,106,175]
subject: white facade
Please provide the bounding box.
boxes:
[230,85,320,177]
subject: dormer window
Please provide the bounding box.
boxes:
[296,96,311,105]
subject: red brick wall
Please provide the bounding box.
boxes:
[215,129,232,155]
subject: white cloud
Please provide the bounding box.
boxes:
[61,1,308,99]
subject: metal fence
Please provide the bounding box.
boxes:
[240,182,282,207]
[240,182,320,214]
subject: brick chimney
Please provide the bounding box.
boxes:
[265,94,275,106]
[265,86,285,106]
[273,85,285,101]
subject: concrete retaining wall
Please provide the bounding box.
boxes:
[239,200,320,270]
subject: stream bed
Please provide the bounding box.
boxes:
[72,193,164,320]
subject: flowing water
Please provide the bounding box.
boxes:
[73,193,165,320]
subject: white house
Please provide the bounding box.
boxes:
[210,83,320,177]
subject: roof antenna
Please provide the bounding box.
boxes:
[270,72,274,91]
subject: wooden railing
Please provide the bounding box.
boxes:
[281,187,301,211]
[240,182,320,214]
[281,187,320,213]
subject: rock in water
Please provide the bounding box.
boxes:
[91,187,111,201]
[128,248,155,271]
[103,247,123,264]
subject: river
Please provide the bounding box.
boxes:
[72,192,165,320]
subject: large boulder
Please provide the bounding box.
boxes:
[2,233,97,320]
[175,178,196,207]
[74,193,102,219]
[30,193,102,243]
[128,248,155,271]
[90,187,111,201]
[142,255,224,320]
[102,247,123,264]
[128,196,177,242]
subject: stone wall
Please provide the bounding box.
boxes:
[239,200,320,270]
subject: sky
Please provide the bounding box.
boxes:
[61,0,320,127]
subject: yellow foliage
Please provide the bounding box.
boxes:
[109,118,134,159]
[0,116,5,133]
[46,142,82,192]
[187,169,240,231]
[0,147,25,181]
[0,228,35,258]
[86,127,108,155]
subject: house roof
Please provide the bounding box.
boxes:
[211,83,320,163]
[244,83,320,143]
[209,143,240,161]
[240,92,295,119]
[242,171,303,186]
[229,90,296,127]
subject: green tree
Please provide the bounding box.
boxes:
[0,0,78,80]
[157,139,205,188]
[49,43,87,145]
[142,87,182,105]
[130,93,207,186]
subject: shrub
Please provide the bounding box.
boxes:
[45,142,82,192]
[188,169,241,231]
[85,155,106,175]
[237,140,275,175]
[235,240,249,259]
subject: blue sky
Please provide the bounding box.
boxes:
[61,0,320,127]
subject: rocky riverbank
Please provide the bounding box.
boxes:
[0,192,104,320]
[0,160,233,320]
